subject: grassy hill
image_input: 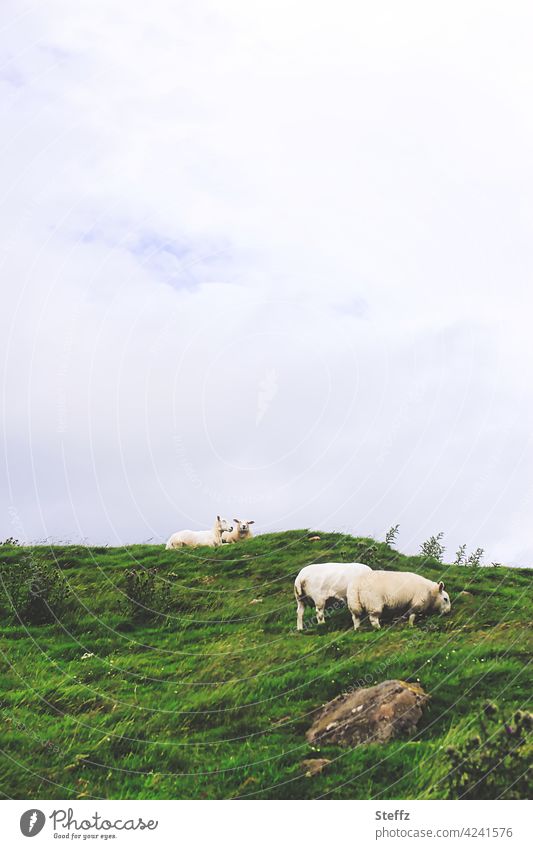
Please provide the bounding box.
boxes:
[0,531,531,799]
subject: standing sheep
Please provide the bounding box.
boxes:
[221,519,255,544]
[347,570,451,630]
[294,562,372,630]
[166,516,232,550]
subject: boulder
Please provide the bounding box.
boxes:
[306,679,429,747]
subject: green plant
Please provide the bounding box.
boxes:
[420,532,445,562]
[359,540,379,566]
[385,524,400,548]
[0,554,70,625]
[467,547,484,567]
[454,544,467,566]
[123,567,166,622]
[445,704,532,799]
[454,544,485,567]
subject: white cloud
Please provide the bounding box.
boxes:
[1,1,532,563]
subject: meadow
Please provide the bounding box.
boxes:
[0,531,531,799]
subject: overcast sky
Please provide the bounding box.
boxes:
[1,1,532,564]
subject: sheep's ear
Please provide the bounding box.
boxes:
[247,520,255,524]
[233,518,240,523]
[438,581,445,592]
[217,515,221,521]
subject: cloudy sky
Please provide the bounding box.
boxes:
[1,1,532,564]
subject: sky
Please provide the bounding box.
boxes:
[1,1,532,564]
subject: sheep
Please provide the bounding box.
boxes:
[165,516,232,550]
[347,570,452,630]
[221,518,255,544]
[294,562,372,630]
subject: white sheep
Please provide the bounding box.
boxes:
[165,516,232,550]
[347,570,452,630]
[221,518,255,544]
[294,562,372,630]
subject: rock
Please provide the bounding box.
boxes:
[308,535,321,541]
[306,679,429,747]
[249,598,263,604]
[459,591,473,596]
[300,758,331,777]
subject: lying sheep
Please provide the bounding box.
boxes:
[166,516,232,550]
[294,562,372,630]
[347,570,451,630]
[222,518,255,544]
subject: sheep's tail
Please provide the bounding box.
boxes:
[294,575,305,600]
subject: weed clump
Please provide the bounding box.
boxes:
[420,532,445,562]
[445,703,532,799]
[0,553,70,624]
[123,567,167,622]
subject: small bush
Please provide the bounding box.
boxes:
[385,524,400,548]
[420,532,445,562]
[123,567,167,622]
[454,544,485,567]
[445,704,532,799]
[356,540,379,566]
[454,544,467,566]
[467,547,485,567]
[0,553,70,624]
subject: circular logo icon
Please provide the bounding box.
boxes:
[20,810,46,837]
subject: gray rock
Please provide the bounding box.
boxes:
[306,679,429,747]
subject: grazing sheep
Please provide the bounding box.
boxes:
[347,570,452,630]
[165,516,232,550]
[294,562,372,630]
[222,519,255,544]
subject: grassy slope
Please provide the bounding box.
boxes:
[0,531,531,800]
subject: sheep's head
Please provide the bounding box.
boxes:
[233,519,255,536]
[216,516,233,533]
[435,581,451,614]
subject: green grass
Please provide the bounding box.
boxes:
[0,531,531,799]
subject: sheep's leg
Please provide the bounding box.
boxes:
[408,600,425,627]
[408,605,425,626]
[347,588,362,632]
[315,605,326,626]
[296,599,305,631]
[369,612,381,630]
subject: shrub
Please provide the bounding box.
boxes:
[454,544,485,567]
[385,524,400,548]
[420,532,445,562]
[445,703,532,799]
[0,553,70,625]
[467,547,485,567]
[123,567,167,622]
[454,544,467,566]
[356,540,379,566]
